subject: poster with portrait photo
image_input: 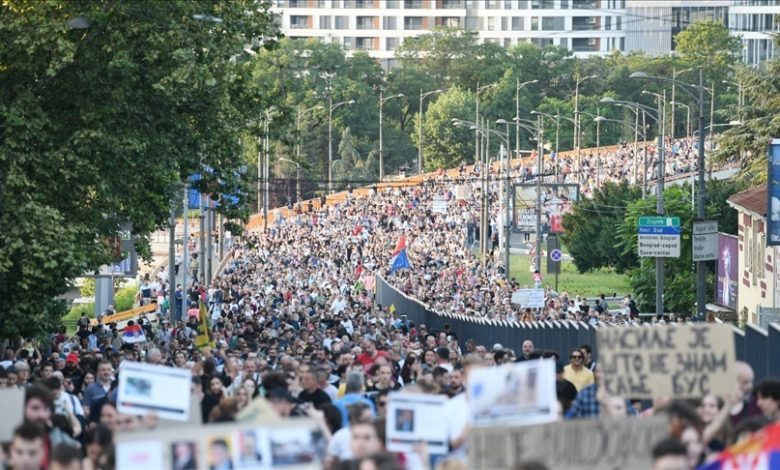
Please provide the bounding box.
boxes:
[467,359,557,427]
[117,361,192,421]
[207,436,235,470]
[170,441,198,470]
[386,393,448,455]
[234,428,272,470]
[116,440,164,470]
[768,139,780,245]
[716,233,738,309]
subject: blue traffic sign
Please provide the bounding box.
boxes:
[550,249,563,262]
[638,226,682,235]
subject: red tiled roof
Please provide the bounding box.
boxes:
[727,184,767,216]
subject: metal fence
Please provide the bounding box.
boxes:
[375,275,780,381]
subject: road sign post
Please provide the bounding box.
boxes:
[638,216,681,258]
[547,235,561,291]
[692,221,718,262]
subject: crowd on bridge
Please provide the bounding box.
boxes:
[0,134,764,470]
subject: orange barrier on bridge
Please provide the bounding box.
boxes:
[90,302,157,326]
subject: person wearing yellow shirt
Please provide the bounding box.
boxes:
[563,348,595,391]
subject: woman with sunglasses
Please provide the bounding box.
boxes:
[562,348,595,391]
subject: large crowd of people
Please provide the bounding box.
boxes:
[0,135,762,470]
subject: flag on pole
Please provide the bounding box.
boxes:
[697,421,780,469]
[122,324,147,344]
[195,301,215,350]
[389,236,412,274]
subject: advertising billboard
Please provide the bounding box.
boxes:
[512,184,579,234]
[768,139,780,245]
[716,233,738,310]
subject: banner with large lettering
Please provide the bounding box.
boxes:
[597,324,736,399]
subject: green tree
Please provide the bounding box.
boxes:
[674,20,741,83]
[413,87,476,171]
[561,181,642,274]
[0,0,280,338]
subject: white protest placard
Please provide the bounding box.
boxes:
[116,418,322,470]
[431,196,448,214]
[597,324,736,399]
[467,359,557,427]
[511,288,545,308]
[118,361,192,421]
[470,416,668,470]
[386,393,448,455]
[0,388,24,441]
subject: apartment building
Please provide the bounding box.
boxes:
[273,0,780,67]
[273,0,627,65]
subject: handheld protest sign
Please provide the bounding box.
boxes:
[117,362,192,421]
[0,388,24,441]
[385,392,448,455]
[470,416,668,470]
[597,324,736,399]
[467,359,557,427]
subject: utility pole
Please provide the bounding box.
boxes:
[696,68,707,319]
[535,115,544,273]
[655,93,666,317]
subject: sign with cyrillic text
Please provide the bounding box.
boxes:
[470,417,667,470]
[597,324,735,399]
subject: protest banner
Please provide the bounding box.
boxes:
[116,418,322,470]
[385,392,448,455]
[117,361,192,421]
[467,359,557,427]
[470,416,668,470]
[511,288,545,308]
[0,388,24,441]
[597,324,736,399]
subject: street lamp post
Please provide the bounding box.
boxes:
[496,118,512,280]
[279,158,302,204]
[515,79,538,160]
[418,89,443,175]
[671,68,693,138]
[534,115,544,274]
[328,98,355,194]
[574,74,597,183]
[633,69,711,319]
[379,91,405,182]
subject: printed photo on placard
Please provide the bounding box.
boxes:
[270,428,317,467]
[207,436,235,470]
[170,441,198,470]
[235,428,271,470]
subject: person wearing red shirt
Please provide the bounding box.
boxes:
[356,340,387,372]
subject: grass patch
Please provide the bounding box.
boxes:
[62,284,138,333]
[509,253,630,298]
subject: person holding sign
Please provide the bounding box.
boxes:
[562,349,594,391]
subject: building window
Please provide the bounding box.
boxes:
[531,16,539,30]
[436,16,460,27]
[383,16,397,29]
[560,0,569,7]
[290,15,309,29]
[404,0,423,8]
[572,0,597,8]
[572,16,597,30]
[532,0,555,7]
[355,37,374,50]
[357,16,375,29]
[512,17,523,30]
[404,16,424,30]
[616,16,622,30]
[288,0,307,7]
[605,16,611,30]
[320,16,332,29]
[343,37,354,50]
[542,17,564,31]
[442,0,464,8]
[502,16,508,31]
[487,17,496,31]
[572,37,598,51]
[486,0,501,8]
[386,37,400,50]
[335,16,349,29]
[356,0,374,7]
[532,37,554,47]
[386,0,399,6]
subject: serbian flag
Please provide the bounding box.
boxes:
[698,421,780,469]
[389,236,411,274]
[122,324,147,344]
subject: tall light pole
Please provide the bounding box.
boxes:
[633,70,711,318]
[600,97,659,197]
[671,67,693,138]
[573,74,597,183]
[534,115,544,273]
[496,118,512,280]
[328,98,355,193]
[671,101,691,139]
[259,107,277,231]
[379,91,404,181]
[476,82,497,165]
[515,79,538,160]
[295,104,322,203]
[279,158,302,204]
[418,89,443,174]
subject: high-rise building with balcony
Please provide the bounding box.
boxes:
[273,0,780,67]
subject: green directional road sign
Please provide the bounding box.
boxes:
[638,216,680,227]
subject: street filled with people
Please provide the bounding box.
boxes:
[0,138,771,470]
